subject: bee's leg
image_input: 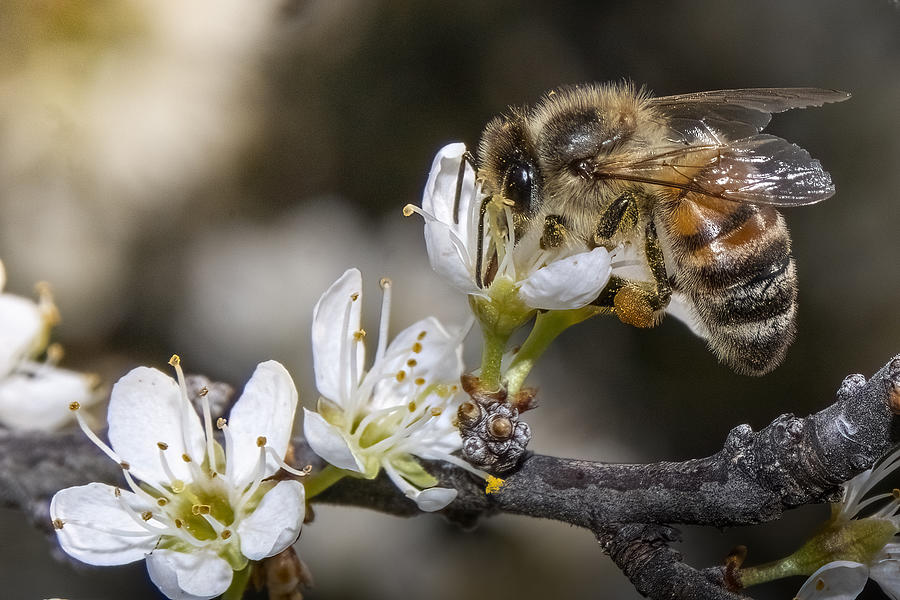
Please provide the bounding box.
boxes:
[594,192,638,242]
[595,221,672,328]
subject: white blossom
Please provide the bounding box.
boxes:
[406,143,612,313]
[794,446,900,600]
[303,268,480,512]
[51,358,306,600]
[0,259,98,430]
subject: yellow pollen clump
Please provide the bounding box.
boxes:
[68,401,80,411]
[257,436,267,447]
[485,476,506,494]
[221,530,232,540]
[168,354,181,367]
[412,342,423,353]
[217,417,227,429]
[417,331,427,341]
[157,442,169,450]
[353,329,366,341]
[141,511,153,521]
[52,518,64,530]
[431,408,443,416]
[396,370,407,382]
[408,401,416,412]
[182,454,192,463]
[199,387,209,397]
[415,377,426,386]
[157,498,168,506]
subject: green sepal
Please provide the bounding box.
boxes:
[317,397,346,428]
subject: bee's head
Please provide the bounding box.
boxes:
[477,109,542,223]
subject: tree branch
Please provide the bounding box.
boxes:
[2,355,898,600]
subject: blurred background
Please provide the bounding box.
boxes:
[1,0,899,598]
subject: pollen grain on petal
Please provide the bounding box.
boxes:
[68,401,81,411]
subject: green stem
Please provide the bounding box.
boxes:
[739,557,803,588]
[302,465,349,500]
[505,307,599,394]
[479,329,507,390]
[221,562,253,600]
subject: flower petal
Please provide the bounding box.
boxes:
[870,549,900,600]
[421,143,480,294]
[50,483,158,566]
[411,486,458,512]
[0,293,43,377]
[312,268,365,408]
[368,316,464,411]
[302,408,364,472]
[795,561,869,600]
[0,365,97,431]
[226,361,299,488]
[665,291,710,339]
[107,367,205,487]
[237,480,305,560]
[146,548,233,600]
[518,247,612,310]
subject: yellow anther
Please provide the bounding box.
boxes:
[893,488,900,499]
[68,402,80,411]
[408,401,416,412]
[485,476,506,495]
[157,498,168,506]
[257,436,267,447]
[415,377,426,386]
[412,342,423,353]
[52,518,64,530]
[217,417,227,429]
[114,487,122,498]
[353,329,366,341]
[191,504,211,515]
[380,277,392,289]
[430,407,443,417]
[199,387,209,397]
[119,461,131,470]
[157,442,169,451]
[407,359,418,367]
[402,204,416,217]
[350,293,359,301]
[221,530,232,540]
[182,454,192,463]
[171,480,185,493]
[417,331,427,341]
[174,519,183,528]
[141,511,153,521]
[168,354,181,367]
[396,370,407,382]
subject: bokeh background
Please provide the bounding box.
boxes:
[1,0,899,598]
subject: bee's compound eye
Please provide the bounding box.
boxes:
[503,162,534,212]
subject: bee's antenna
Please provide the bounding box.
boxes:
[474,195,491,289]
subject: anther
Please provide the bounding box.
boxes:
[119,461,130,470]
[114,488,122,498]
[431,408,443,416]
[217,417,227,429]
[174,519,183,528]
[221,530,232,540]
[350,293,359,301]
[417,331,427,340]
[380,277,392,289]
[171,480,185,493]
[52,518,64,530]
[396,370,407,382]
[47,343,64,364]
[199,387,209,397]
[191,504,211,516]
[182,454,192,463]
[168,354,181,367]
[415,377,426,386]
[69,401,80,411]
[408,401,416,412]
[407,359,418,367]
[893,488,900,499]
[412,342,423,353]
[402,204,416,217]
[353,329,366,341]
[157,442,169,451]
[141,511,153,521]
[257,436,267,447]
[157,498,168,507]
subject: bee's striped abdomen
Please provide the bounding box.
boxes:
[660,193,797,375]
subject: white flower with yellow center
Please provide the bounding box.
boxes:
[303,268,483,512]
[0,259,98,430]
[405,143,612,314]
[51,357,306,600]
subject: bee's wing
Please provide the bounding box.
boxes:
[649,88,850,142]
[591,134,835,206]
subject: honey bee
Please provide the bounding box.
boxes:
[475,83,849,375]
